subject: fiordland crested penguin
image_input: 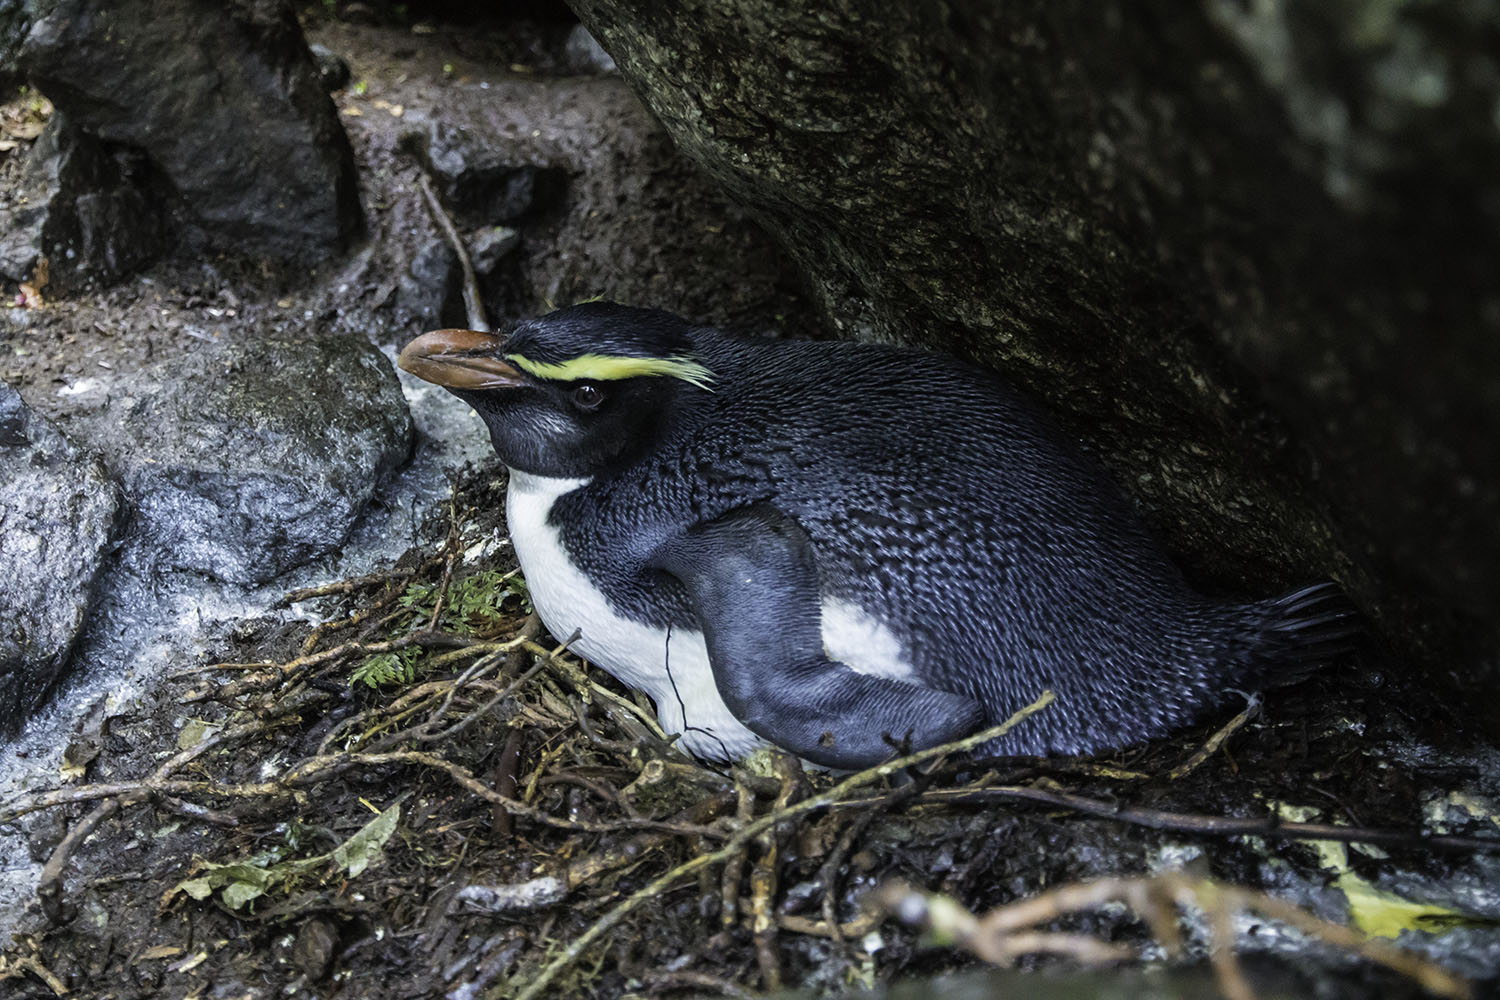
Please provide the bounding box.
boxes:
[398,302,1354,769]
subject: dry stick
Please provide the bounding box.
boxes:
[4,750,720,841]
[562,788,737,890]
[493,614,545,835]
[912,784,1500,853]
[883,874,1473,1000]
[425,497,464,633]
[313,751,727,840]
[510,690,1057,1000]
[639,970,758,1000]
[37,797,128,923]
[314,645,523,756]
[720,777,757,928]
[778,911,881,940]
[1168,692,1260,781]
[750,754,804,991]
[297,553,448,654]
[279,566,420,605]
[816,767,934,945]
[30,709,301,920]
[0,953,69,997]
[416,171,488,332]
[363,632,565,753]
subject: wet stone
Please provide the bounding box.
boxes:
[562,24,617,75]
[469,225,522,276]
[64,335,413,585]
[405,121,569,226]
[308,42,352,93]
[0,383,122,734]
[393,238,463,331]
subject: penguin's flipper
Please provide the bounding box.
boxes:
[650,503,985,769]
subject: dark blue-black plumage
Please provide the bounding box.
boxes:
[405,302,1353,765]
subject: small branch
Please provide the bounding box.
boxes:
[913,784,1500,853]
[872,873,1474,1000]
[416,172,488,332]
[510,690,1056,1000]
[1168,693,1260,780]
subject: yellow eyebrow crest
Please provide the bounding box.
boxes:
[505,352,716,391]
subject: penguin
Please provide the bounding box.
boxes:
[397,302,1353,769]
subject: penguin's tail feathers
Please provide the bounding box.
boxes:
[1230,581,1361,689]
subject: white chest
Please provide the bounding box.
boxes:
[503,470,917,761]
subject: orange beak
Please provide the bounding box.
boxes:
[396,329,525,390]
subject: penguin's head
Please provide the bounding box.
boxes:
[398,302,716,478]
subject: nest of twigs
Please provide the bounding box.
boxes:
[0,471,1489,1000]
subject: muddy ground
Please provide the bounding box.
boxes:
[2,9,1499,1000]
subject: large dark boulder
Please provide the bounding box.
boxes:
[569,0,1500,722]
[0,383,121,735]
[10,0,361,269]
[62,335,413,585]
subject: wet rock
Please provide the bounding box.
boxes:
[308,42,351,93]
[13,0,361,265]
[64,336,412,585]
[0,113,169,289]
[0,383,122,735]
[562,23,615,75]
[469,225,521,276]
[393,238,463,330]
[571,0,1500,725]
[292,917,339,981]
[406,121,568,226]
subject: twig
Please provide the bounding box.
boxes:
[720,777,756,929]
[816,769,927,945]
[1169,693,1260,780]
[911,784,1500,853]
[493,614,544,835]
[874,873,1473,1000]
[0,949,69,997]
[638,970,757,999]
[426,497,464,632]
[295,553,447,654]
[279,566,424,605]
[510,690,1056,1000]
[416,172,488,332]
[38,797,129,924]
[491,728,528,837]
[750,754,804,990]
[778,912,881,939]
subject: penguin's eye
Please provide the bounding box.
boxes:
[571,383,605,410]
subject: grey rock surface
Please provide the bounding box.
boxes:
[0,382,121,735]
[14,0,361,265]
[0,113,169,288]
[562,23,616,75]
[469,225,522,276]
[393,238,463,331]
[406,120,569,227]
[63,335,413,585]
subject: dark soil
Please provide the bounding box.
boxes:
[3,461,1495,999]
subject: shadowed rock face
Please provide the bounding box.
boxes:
[0,385,121,735]
[568,0,1500,721]
[10,0,361,268]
